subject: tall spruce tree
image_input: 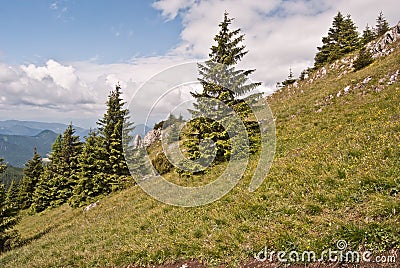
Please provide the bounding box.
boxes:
[30,168,54,213]
[97,85,133,179]
[69,131,109,207]
[53,124,82,205]
[18,148,44,209]
[0,159,19,251]
[314,12,360,67]
[185,12,261,166]
[31,135,64,212]
[315,12,345,67]
[375,11,390,37]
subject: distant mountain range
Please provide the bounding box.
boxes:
[0,120,151,168]
[0,120,89,137]
[0,120,89,167]
[0,130,58,167]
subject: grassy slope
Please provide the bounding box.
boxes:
[1,46,400,267]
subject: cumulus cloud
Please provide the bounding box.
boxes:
[21,60,78,89]
[154,0,398,87]
[0,55,196,127]
[0,60,101,127]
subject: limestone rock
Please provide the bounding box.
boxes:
[143,129,161,147]
[367,21,400,58]
[388,70,399,85]
[84,200,99,212]
[133,134,142,148]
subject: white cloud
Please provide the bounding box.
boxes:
[1,0,399,127]
[0,56,196,128]
[0,60,100,127]
[50,2,58,10]
[50,0,72,21]
[21,59,78,90]
[154,0,398,87]
[152,0,197,21]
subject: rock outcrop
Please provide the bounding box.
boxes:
[133,134,142,148]
[142,129,161,147]
[83,200,99,212]
[367,21,400,58]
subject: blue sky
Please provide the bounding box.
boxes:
[0,0,181,64]
[0,0,398,128]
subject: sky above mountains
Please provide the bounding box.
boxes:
[0,0,397,128]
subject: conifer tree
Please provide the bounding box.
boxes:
[69,131,108,207]
[185,12,261,166]
[18,148,43,209]
[31,125,82,211]
[315,12,345,67]
[97,85,133,179]
[167,121,180,144]
[314,12,360,67]
[50,134,62,165]
[6,180,20,211]
[282,68,296,86]
[375,11,390,37]
[30,169,54,213]
[339,15,360,55]
[361,24,376,45]
[31,135,64,212]
[0,159,19,251]
[52,124,82,205]
[353,47,374,71]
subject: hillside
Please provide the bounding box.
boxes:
[1,40,400,268]
[0,130,58,167]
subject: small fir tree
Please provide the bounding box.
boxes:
[361,24,376,45]
[31,134,63,212]
[282,68,296,86]
[375,11,390,37]
[353,47,374,71]
[30,168,54,213]
[338,15,360,55]
[6,180,20,211]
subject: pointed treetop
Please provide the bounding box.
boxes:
[375,11,390,36]
[209,11,247,66]
[288,68,294,79]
